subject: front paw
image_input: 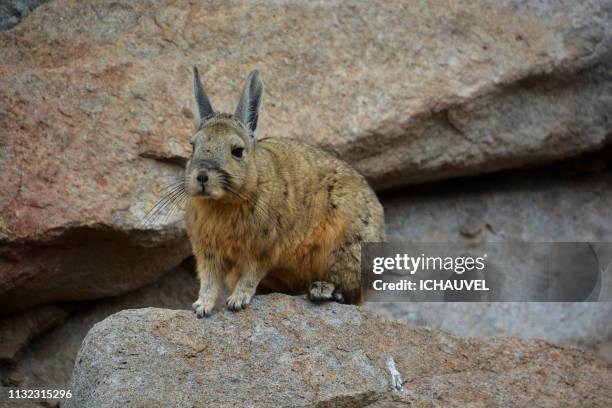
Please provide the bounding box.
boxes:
[192,298,214,318]
[226,291,253,311]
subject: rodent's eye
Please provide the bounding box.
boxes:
[231,147,244,159]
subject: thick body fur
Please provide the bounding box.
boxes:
[184,69,385,317]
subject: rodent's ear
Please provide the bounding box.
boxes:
[192,66,214,128]
[235,70,264,137]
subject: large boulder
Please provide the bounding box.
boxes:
[67,294,611,407]
[2,0,612,312]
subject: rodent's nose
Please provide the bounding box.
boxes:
[196,172,209,185]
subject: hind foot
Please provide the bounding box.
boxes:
[309,281,344,303]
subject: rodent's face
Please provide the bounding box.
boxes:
[185,117,255,200]
[186,68,263,201]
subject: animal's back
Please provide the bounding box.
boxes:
[252,137,386,300]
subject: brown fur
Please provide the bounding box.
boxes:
[185,69,385,316]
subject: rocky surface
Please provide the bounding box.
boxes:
[382,157,612,244]
[0,304,70,364]
[2,0,612,312]
[0,0,47,31]
[0,229,190,314]
[366,162,612,346]
[0,264,196,402]
[67,294,612,408]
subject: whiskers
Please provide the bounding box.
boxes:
[142,178,187,227]
[142,172,283,230]
[218,171,282,229]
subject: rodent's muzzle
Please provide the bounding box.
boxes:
[188,159,222,198]
[196,171,209,191]
[191,167,213,196]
